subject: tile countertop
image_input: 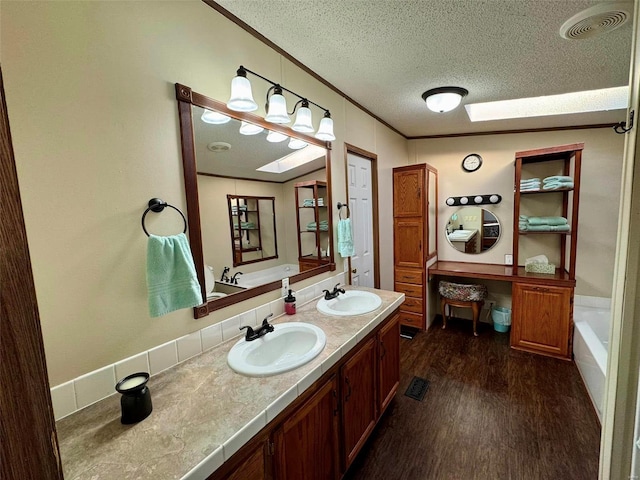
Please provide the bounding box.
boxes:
[56,287,404,480]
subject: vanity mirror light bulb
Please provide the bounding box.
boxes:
[490,195,499,203]
[460,197,468,205]
[474,196,483,204]
[446,197,455,206]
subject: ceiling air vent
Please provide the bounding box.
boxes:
[560,2,631,39]
[207,141,232,153]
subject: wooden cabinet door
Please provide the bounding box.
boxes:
[222,441,269,480]
[393,169,424,217]
[511,283,572,358]
[378,314,400,414]
[341,337,377,469]
[273,375,340,480]
[393,218,424,268]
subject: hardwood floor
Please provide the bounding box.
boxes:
[345,317,601,480]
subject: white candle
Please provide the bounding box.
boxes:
[118,376,147,391]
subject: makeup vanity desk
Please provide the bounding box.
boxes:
[428,261,575,359]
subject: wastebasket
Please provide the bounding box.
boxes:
[491,306,511,333]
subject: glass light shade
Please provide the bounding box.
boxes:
[265,94,290,124]
[315,116,335,141]
[227,75,258,112]
[460,197,469,205]
[474,196,483,204]
[288,138,308,150]
[266,130,288,143]
[239,121,264,135]
[446,197,455,206]
[425,92,463,113]
[291,106,314,132]
[489,195,500,203]
[201,109,231,124]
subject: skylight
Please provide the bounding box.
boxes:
[465,86,629,122]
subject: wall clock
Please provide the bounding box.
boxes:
[462,153,483,172]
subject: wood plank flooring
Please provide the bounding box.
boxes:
[344,317,601,480]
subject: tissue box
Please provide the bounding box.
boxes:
[525,263,556,274]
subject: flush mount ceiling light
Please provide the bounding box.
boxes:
[226,65,335,141]
[465,86,629,122]
[422,87,469,113]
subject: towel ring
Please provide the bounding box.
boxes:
[141,198,187,237]
[337,202,350,220]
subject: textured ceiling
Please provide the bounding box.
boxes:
[212,0,634,137]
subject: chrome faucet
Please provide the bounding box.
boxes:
[323,283,346,300]
[231,272,243,285]
[239,314,274,341]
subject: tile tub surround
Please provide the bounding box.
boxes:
[56,287,404,480]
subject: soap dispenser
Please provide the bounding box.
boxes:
[284,289,296,315]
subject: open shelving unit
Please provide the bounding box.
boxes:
[294,180,330,272]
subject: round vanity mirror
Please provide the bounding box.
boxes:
[445,207,500,254]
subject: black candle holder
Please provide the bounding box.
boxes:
[115,372,152,424]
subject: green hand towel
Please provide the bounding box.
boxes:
[337,218,355,257]
[521,224,570,232]
[543,175,573,183]
[146,233,203,318]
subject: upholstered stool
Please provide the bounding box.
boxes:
[439,281,488,336]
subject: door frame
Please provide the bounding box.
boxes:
[344,143,380,288]
[0,67,64,478]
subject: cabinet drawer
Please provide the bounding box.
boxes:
[398,311,424,329]
[394,282,423,298]
[401,297,423,314]
[394,268,423,285]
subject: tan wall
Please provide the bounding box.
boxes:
[411,128,625,297]
[1,1,409,385]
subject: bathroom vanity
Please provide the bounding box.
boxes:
[55,288,404,480]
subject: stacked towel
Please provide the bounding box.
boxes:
[337,218,355,257]
[146,233,203,318]
[519,215,569,232]
[543,175,574,190]
[520,178,541,192]
[306,220,329,231]
[302,198,325,207]
[234,222,255,230]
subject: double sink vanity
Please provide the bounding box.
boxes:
[56,287,404,479]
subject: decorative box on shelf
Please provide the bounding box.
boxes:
[525,263,556,274]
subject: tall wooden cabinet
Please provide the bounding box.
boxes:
[393,164,437,330]
[510,143,582,359]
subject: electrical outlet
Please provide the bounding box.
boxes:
[505,254,513,266]
[281,277,289,297]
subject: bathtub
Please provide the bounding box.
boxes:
[237,264,300,288]
[573,296,611,421]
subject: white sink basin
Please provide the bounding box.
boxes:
[448,229,477,241]
[316,290,382,316]
[227,322,326,377]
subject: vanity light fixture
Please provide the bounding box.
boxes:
[201,109,231,124]
[422,87,469,113]
[446,194,502,207]
[239,121,264,136]
[266,130,288,143]
[226,65,336,141]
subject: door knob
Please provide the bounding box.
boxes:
[352,268,357,273]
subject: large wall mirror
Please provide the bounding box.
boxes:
[175,84,335,318]
[446,207,501,254]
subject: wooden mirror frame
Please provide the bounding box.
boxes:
[175,83,336,318]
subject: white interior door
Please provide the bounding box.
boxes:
[347,152,374,287]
